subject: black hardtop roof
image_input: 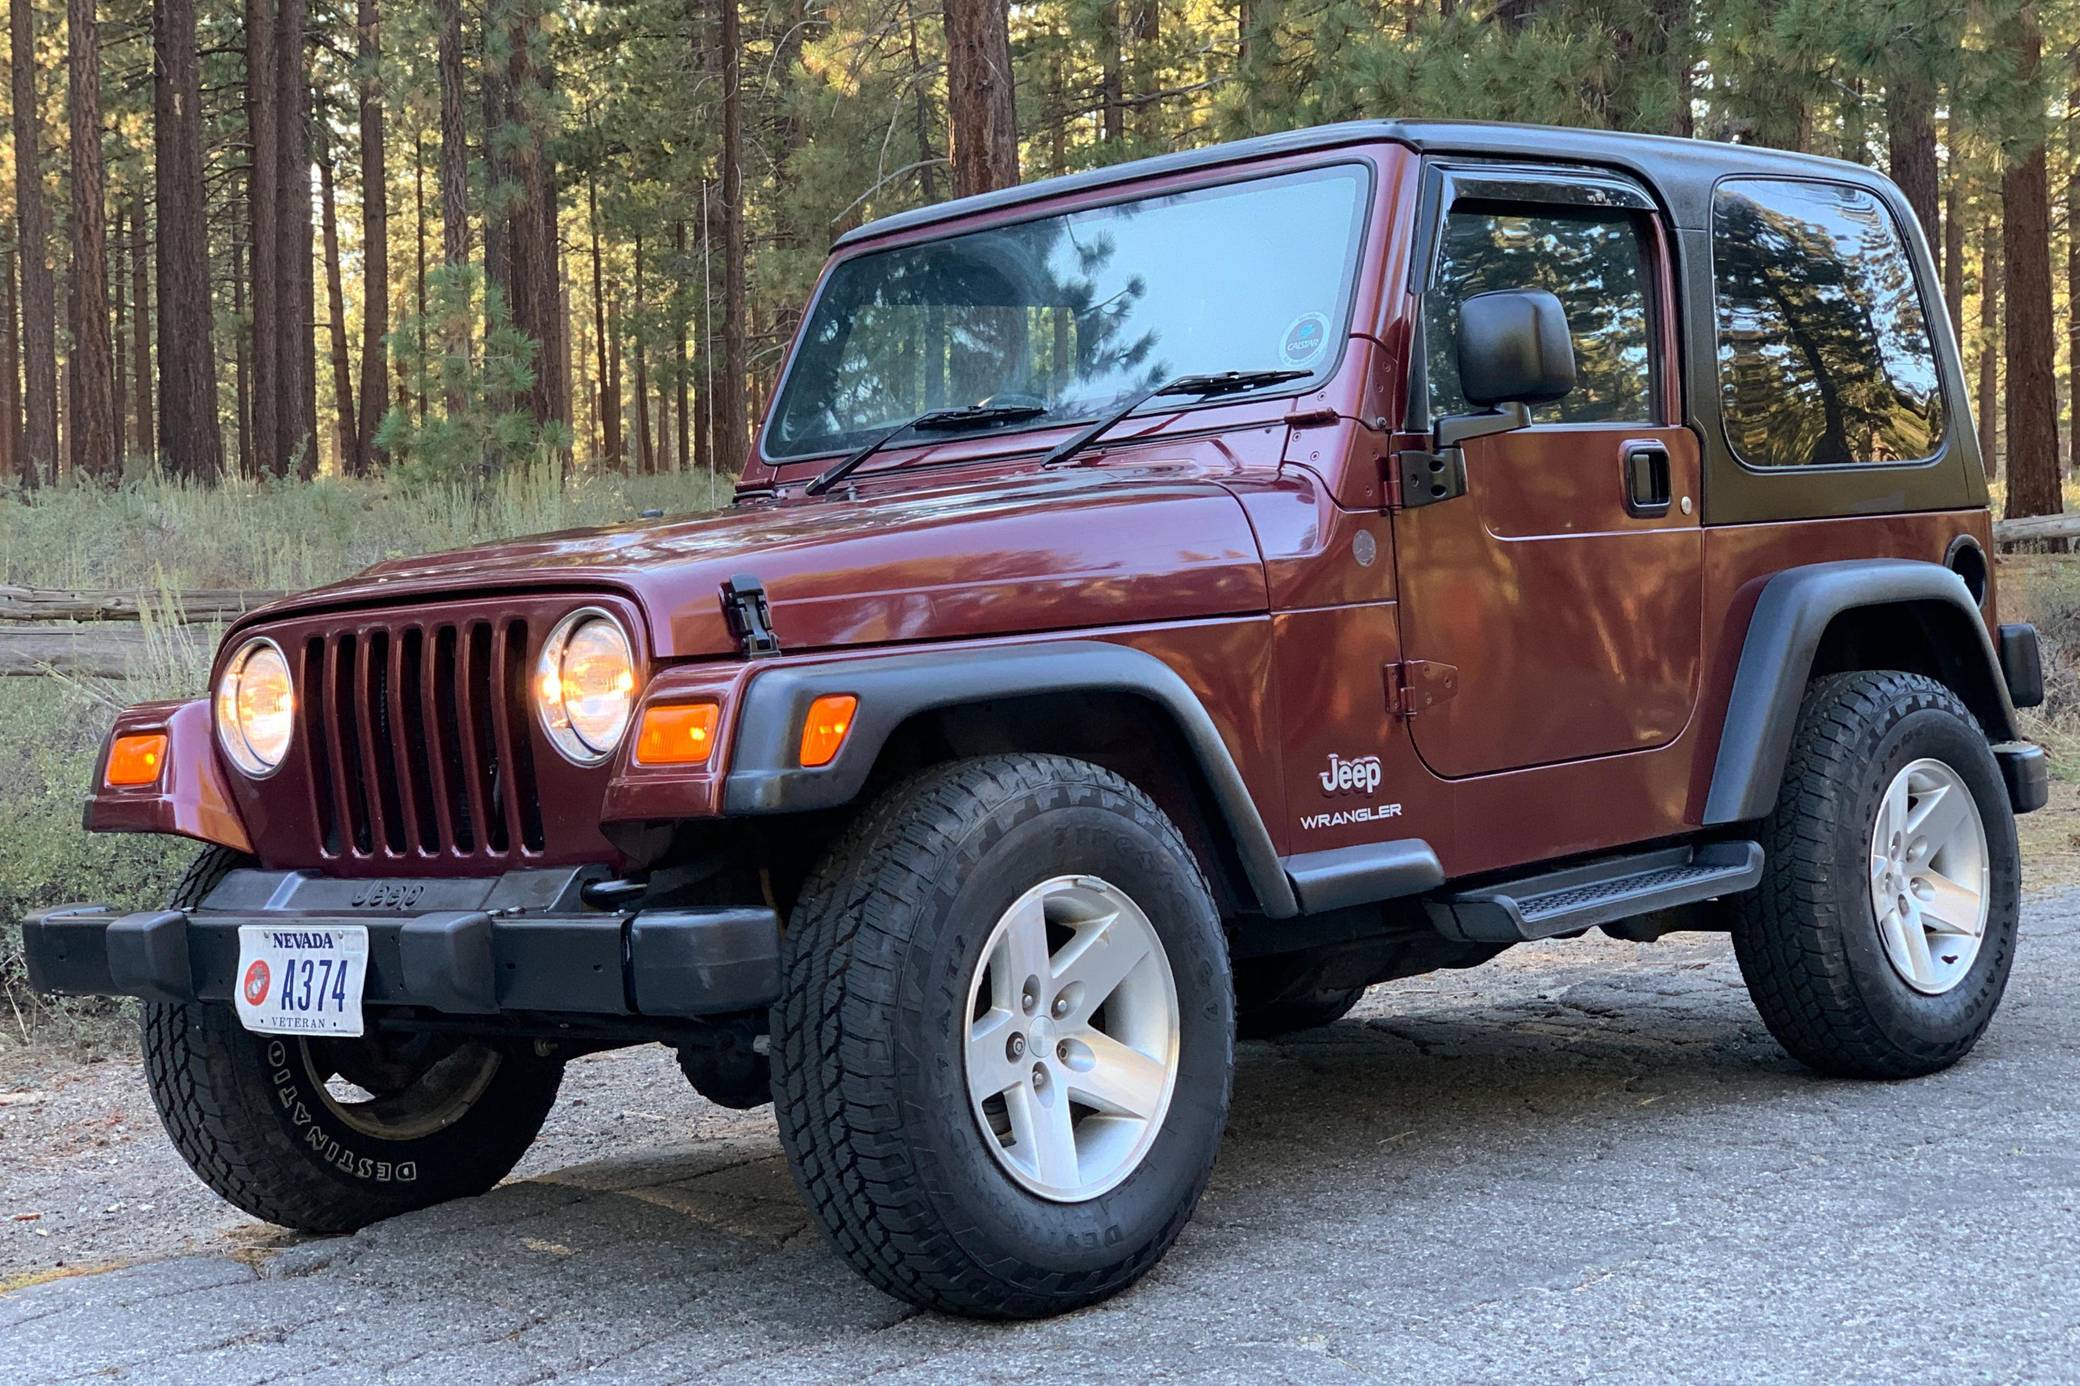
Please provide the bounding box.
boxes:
[833,119,1896,249]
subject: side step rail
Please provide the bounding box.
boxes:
[1427,841,1765,944]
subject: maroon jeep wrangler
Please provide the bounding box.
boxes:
[23,120,2047,1318]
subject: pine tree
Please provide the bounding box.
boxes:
[67,0,116,479]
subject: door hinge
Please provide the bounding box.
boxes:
[1386,659,1459,719]
[720,574,781,658]
[1389,447,1468,510]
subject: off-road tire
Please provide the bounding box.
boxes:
[140,847,564,1233]
[771,755,1233,1319]
[1733,672,2021,1079]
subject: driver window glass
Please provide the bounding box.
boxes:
[1426,204,1656,424]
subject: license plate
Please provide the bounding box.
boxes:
[234,924,369,1037]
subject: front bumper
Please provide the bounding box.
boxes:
[20,867,781,1021]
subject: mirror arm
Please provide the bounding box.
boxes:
[1435,401,1531,451]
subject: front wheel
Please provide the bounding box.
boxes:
[140,847,564,1232]
[772,755,1233,1319]
[1733,671,2021,1079]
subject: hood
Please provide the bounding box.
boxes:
[257,463,1270,659]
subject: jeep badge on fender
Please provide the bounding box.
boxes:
[17,119,2045,1321]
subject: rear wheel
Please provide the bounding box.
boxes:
[1733,672,2020,1079]
[140,848,563,1232]
[772,754,1233,1318]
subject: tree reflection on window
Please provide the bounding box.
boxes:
[1713,179,1946,468]
[766,165,1369,460]
[1426,205,1655,425]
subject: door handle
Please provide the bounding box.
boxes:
[1622,443,1671,517]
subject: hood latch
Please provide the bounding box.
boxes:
[720,574,781,658]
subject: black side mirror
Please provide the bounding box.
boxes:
[1457,289,1576,408]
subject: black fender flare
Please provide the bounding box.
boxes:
[1703,559,2021,825]
[721,640,1304,918]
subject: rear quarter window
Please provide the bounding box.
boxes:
[1711,178,1947,468]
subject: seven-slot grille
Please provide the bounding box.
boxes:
[296,618,547,862]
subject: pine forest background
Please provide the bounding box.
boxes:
[0,0,2078,516]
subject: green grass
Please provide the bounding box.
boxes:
[0,465,731,1047]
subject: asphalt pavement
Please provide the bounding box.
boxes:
[4,897,2078,1385]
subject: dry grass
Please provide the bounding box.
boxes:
[1994,554,2080,891]
[0,464,730,593]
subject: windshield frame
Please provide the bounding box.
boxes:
[752,152,1383,480]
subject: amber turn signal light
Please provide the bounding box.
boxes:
[634,703,720,767]
[106,732,169,787]
[799,695,858,768]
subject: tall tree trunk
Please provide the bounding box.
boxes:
[112,206,126,464]
[633,238,654,475]
[673,219,689,472]
[410,139,426,417]
[942,0,1019,198]
[2000,4,2060,520]
[67,0,116,479]
[232,212,252,477]
[482,5,511,313]
[587,168,619,468]
[906,4,938,202]
[276,0,317,478]
[1660,0,1693,137]
[245,0,279,472]
[319,148,359,473]
[356,0,388,467]
[155,0,224,480]
[0,245,18,480]
[717,0,747,467]
[435,0,468,270]
[504,0,565,435]
[1943,158,1965,343]
[129,191,153,461]
[13,0,57,486]
[606,295,624,474]
[1978,213,2000,478]
[1885,69,1940,273]
[1101,2,1124,144]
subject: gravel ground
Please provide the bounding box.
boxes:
[2,901,2078,1384]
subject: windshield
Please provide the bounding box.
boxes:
[764,164,1372,461]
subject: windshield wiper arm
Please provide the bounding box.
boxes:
[1039,369,1313,470]
[805,403,1050,495]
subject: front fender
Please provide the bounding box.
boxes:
[84,698,254,855]
[720,639,1300,918]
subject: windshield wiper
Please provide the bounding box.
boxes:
[804,403,1050,496]
[1039,369,1314,470]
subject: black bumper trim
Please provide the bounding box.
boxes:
[21,902,782,1019]
[1999,623,2045,710]
[1995,741,2050,816]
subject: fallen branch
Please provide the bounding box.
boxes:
[0,585,279,624]
[1991,514,2080,546]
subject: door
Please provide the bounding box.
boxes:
[1392,169,1703,779]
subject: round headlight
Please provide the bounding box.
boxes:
[215,638,295,776]
[536,611,637,763]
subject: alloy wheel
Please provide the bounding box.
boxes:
[962,875,1181,1203]
[1869,757,1990,996]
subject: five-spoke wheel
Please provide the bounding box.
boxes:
[1869,758,1990,995]
[964,876,1179,1202]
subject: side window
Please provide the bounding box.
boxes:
[1426,204,1656,424]
[1712,178,1946,468]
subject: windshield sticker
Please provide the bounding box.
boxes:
[1280,312,1331,368]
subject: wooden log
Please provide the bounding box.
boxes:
[0,627,202,678]
[1992,513,2080,546]
[0,585,280,623]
